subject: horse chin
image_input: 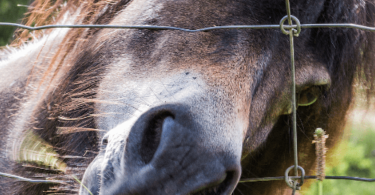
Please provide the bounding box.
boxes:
[82,166,240,195]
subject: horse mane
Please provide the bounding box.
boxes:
[10,0,132,88]
[4,1,133,194]
[13,0,124,46]
[311,0,375,105]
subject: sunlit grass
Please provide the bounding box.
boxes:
[304,109,375,195]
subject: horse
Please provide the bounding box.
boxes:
[1,0,375,194]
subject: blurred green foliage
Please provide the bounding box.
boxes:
[305,125,375,195]
[0,0,30,46]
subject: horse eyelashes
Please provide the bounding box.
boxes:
[298,86,321,107]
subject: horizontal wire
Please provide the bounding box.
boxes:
[0,22,280,31]
[2,22,375,32]
[239,175,375,183]
[2,170,374,184]
[0,171,67,184]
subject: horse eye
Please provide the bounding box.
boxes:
[298,86,320,106]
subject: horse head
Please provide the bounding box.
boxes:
[1,0,374,195]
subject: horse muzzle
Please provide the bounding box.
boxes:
[80,104,242,195]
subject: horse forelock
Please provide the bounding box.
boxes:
[5,0,133,89]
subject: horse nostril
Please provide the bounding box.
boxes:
[210,171,237,194]
[140,110,174,164]
[219,171,237,193]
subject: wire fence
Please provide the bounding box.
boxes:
[3,20,375,32]
[1,0,375,194]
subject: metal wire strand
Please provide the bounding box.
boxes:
[283,1,299,189]
[2,22,375,32]
[2,170,375,184]
[239,176,375,183]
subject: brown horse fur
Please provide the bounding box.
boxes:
[1,0,375,194]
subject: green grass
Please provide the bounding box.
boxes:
[0,0,29,46]
[305,113,375,195]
